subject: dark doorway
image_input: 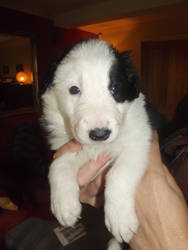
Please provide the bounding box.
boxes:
[141,40,188,119]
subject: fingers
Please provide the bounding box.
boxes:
[78,152,111,187]
[80,188,104,208]
[78,153,111,207]
[53,139,82,159]
[80,169,108,207]
[53,139,111,208]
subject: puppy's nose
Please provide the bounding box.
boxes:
[89,128,111,141]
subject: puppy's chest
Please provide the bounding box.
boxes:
[74,143,121,169]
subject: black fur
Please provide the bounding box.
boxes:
[145,102,169,141]
[39,54,64,96]
[109,50,140,103]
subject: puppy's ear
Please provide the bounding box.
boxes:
[121,50,132,59]
[120,50,140,98]
[39,53,65,96]
[39,61,57,96]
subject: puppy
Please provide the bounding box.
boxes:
[41,38,154,248]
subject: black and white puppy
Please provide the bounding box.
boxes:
[41,38,153,249]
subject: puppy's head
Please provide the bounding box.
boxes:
[42,39,139,145]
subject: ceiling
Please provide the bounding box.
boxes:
[0,0,187,28]
[79,4,188,35]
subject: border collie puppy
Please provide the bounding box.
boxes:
[41,38,153,248]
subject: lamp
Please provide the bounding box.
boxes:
[16,71,27,84]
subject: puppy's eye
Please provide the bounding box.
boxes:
[69,86,80,95]
[110,84,118,94]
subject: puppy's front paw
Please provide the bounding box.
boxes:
[105,193,138,243]
[51,186,81,227]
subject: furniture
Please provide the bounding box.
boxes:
[0,83,34,110]
[5,205,114,250]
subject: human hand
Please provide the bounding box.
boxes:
[130,133,188,250]
[54,140,111,208]
[54,134,188,250]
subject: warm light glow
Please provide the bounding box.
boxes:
[16,71,27,83]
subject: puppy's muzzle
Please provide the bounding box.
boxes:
[89,128,111,141]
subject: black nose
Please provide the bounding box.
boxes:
[89,128,111,141]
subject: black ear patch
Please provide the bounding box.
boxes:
[39,54,64,96]
[109,50,139,103]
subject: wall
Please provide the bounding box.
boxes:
[0,7,97,86]
[99,7,188,75]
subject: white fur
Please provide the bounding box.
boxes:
[42,39,152,246]
[108,238,122,250]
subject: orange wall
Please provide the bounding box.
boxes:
[100,8,188,75]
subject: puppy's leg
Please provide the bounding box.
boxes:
[108,237,122,250]
[49,153,81,227]
[105,143,150,243]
